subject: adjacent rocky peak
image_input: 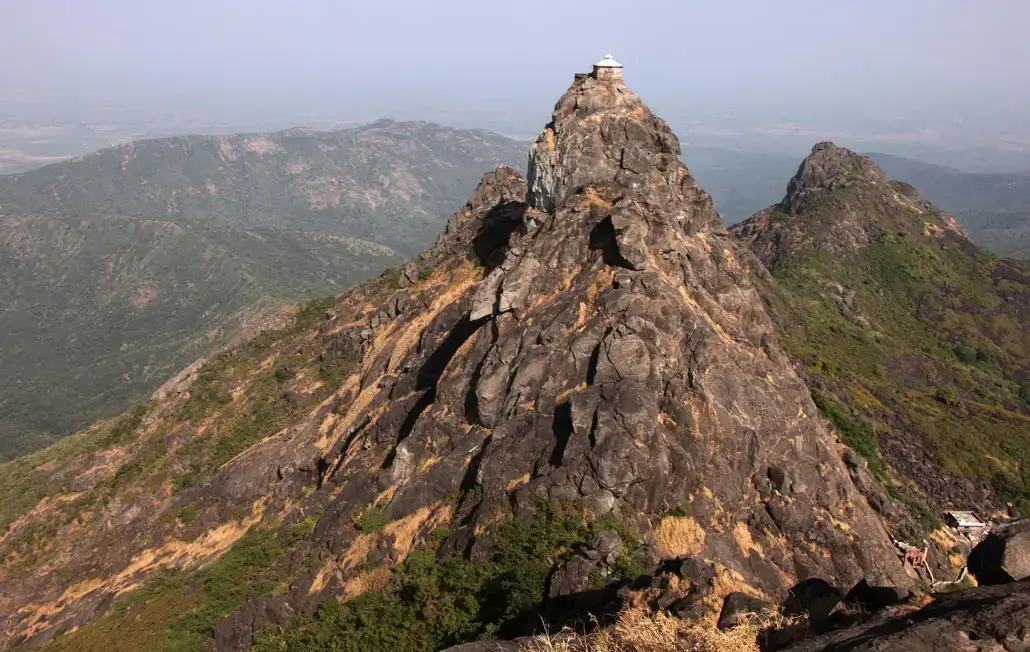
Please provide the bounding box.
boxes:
[410,165,527,269]
[733,142,973,270]
[780,141,888,215]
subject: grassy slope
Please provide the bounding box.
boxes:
[0,289,374,650]
[756,194,1030,513]
[0,214,402,459]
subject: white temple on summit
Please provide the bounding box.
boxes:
[591,54,624,81]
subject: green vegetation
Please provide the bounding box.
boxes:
[758,190,1030,511]
[43,516,318,652]
[870,152,1030,260]
[171,472,200,494]
[172,330,358,483]
[253,503,647,652]
[0,214,402,461]
[934,386,960,407]
[1,275,368,584]
[294,297,337,332]
[34,501,645,652]
[355,508,390,534]
[811,389,887,478]
[0,403,152,537]
[177,506,199,525]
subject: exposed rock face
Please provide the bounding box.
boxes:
[221,72,910,643]
[780,142,887,215]
[969,519,1030,585]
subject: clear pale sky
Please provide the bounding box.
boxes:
[1,0,1028,127]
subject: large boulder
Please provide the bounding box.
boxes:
[969,518,1030,585]
[717,592,774,630]
[780,581,1030,652]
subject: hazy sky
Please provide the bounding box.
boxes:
[2,0,1029,128]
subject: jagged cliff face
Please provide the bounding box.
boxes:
[0,78,910,650]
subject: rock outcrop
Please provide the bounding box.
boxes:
[779,581,1030,652]
[969,519,1030,585]
[215,71,911,643]
[780,142,887,215]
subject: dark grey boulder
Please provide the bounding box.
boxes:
[717,592,774,630]
[843,578,912,612]
[783,578,842,625]
[969,518,1030,585]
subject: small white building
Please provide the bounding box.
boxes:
[945,511,986,529]
[945,510,989,544]
[592,54,624,81]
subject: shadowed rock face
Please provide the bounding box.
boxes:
[969,519,1030,585]
[0,75,913,650]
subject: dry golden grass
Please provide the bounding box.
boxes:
[341,565,391,600]
[520,605,762,652]
[506,472,532,492]
[731,522,763,557]
[556,383,588,405]
[382,503,452,561]
[654,515,705,559]
[543,129,556,150]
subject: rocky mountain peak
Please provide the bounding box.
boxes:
[526,74,683,216]
[781,141,888,214]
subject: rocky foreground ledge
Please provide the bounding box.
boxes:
[443,518,1030,651]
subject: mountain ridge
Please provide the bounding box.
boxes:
[0,211,403,460]
[0,120,525,458]
[1,71,912,651]
[0,120,526,255]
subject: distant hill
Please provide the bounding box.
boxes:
[0,213,403,459]
[0,120,526,458]
[0,119,527,256]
